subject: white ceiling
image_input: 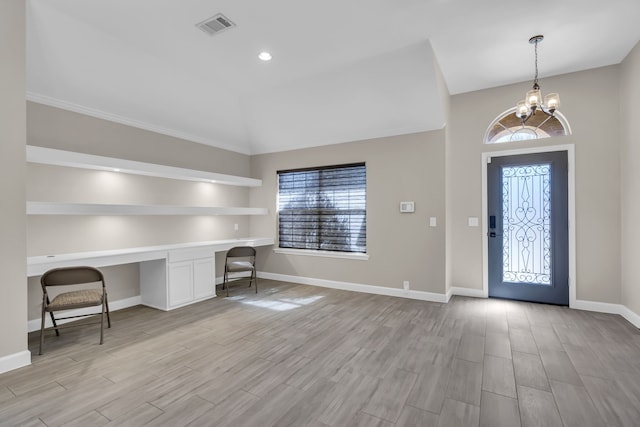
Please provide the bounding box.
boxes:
[27,0,640,155]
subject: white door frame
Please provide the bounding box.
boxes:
[481,144,576,307]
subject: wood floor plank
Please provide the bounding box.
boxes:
[395,405,439,427]
[11,418,47,427]
[581,375,640,427]
[187,390,260,427]
[517,385,563,427]
[405,365,451,414]
[216,383,303,427]
[456,333,485,363]
[0,386,15,404]
[538,347,582,386]
[270,378,338,427]
[484,331,512,359]
[59,410,110,427]
[506,312,531,332]
[509,329,539,355]
[284,350,354,391]
[193,356,275,404]
[103,403,164,426]
[562,343,611,379]
[347,411,394,427]
[242,353,311,397]
[549,380,605,427]
[0,381,67,425]
[531,326,564,351]
[361,368,418,422]
[145,395,214,426]
[436,398,480,427]
[512,351,550,391]
[446,359,483,406]
[317,374,380,426]
[482,355,516,398]
[479,391,520,427]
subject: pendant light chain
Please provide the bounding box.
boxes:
[533,39,539,88]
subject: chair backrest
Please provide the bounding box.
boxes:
[41,266,105,292]
[226,246,256,259]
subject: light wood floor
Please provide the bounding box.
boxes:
[1,280,640,426]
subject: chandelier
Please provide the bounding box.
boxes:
[515,35,560,123]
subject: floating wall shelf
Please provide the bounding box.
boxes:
[26,145,262,187]
[27,202,268,216]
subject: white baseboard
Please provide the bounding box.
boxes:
[257,272,449,303]
[573,299,640,329]
[572,299,621,314]
[449,287,486,301]
[28,295,142,333]
[0,350,31,375]
[620,305,640,328]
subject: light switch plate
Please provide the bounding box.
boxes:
[400,201,415,213]
[429,217,437,227]
[468,217,479,227]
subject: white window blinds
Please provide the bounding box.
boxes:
[277,163,366,253]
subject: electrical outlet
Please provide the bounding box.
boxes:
[403,281,410,290]
[234,223,239,231]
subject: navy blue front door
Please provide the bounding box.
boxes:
[487,151,569,305]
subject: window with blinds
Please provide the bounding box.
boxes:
[277,163,366,253]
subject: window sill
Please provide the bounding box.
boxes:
[273,248,369,261]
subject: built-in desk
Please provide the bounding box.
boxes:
[27,237,274,311]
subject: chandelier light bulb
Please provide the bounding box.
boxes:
[516,101,529,118]
[545,93,560,110]
[526,89,541,108]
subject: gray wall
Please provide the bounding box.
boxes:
[0,0,28,363]
[26,103,254,322]
[447,66,622,304]
[620,41,640,315]
[28,103,250,177]
[250,131,446,294]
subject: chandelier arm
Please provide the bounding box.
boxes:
[540,106,556,117]
[521,112,533,125]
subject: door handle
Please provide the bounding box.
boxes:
[488,232,502,238]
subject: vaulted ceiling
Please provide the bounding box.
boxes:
[27,0,640,155]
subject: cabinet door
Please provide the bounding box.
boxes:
[193,257,215,299]
[168,261,193,307]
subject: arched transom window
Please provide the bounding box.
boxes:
[485,108,571,144]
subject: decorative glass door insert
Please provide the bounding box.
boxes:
[502,163,551,285]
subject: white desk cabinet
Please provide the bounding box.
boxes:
[141,248,216,311]
[168,261,194,307]
[193,258,215,300]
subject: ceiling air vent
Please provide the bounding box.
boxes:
[196,13,236,36]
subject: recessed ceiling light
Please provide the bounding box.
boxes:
[258,51,272,61]
[113,168,121,172]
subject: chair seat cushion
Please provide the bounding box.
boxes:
[227,261,255,272]
[48,289,104,310]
